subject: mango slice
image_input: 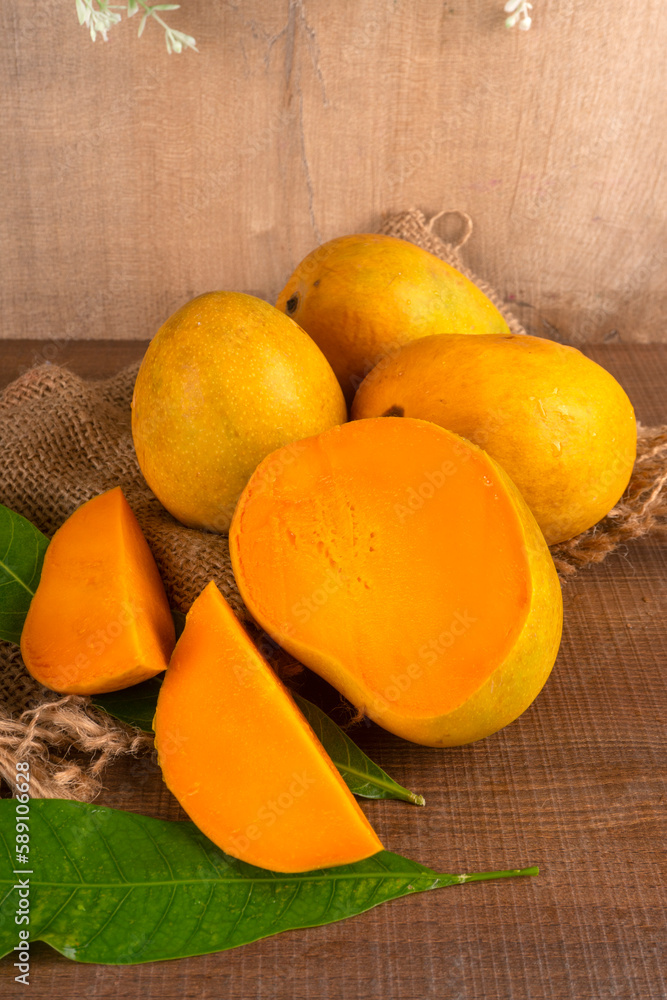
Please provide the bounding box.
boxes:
[21,487,175,695]
[154,581,383,873]
[230,417,563,747]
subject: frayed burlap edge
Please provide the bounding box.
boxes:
[0,696,153,800]
[551,423,667,575]
[1,207,665,802]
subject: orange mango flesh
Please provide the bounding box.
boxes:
[154,581,383,873]
[230,418,563,747]
[21,487,175,695]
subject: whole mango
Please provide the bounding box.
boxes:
[351,333,637,545]
[275,234,510,402]
[132,292,347,532]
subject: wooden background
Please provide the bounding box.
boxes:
[1,0,666,346]
[1,339,666,1000]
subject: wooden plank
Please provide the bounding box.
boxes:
[0,2,665,345]
[0,343,665,999]
[0,339,149,389]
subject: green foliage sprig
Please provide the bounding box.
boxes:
[75,0,198,53]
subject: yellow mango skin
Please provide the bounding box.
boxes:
[352,333,637,545]
[275,234,510,402]
[132,292,347,532]
[231,419,563,748]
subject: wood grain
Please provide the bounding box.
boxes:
[0,1,665,345]
[0,343,665,999]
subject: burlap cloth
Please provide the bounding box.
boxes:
[1,209,666,800]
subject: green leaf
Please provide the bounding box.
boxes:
[93,683,425,806]
[0,504,49,644]
[171,607,186,638]
[0,799,538,965]
[93,677,163,732]
[292,694,425,806]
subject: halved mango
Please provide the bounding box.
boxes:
[153,581,383,873]
[230,417,563,747]
[21,487,175,694]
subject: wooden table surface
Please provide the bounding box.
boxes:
[1,341,665,1000]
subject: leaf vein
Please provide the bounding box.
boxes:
[0,870,436,889]
[268,882,301,928]
[40,813,85,882]
[94,825,131,883]
[177,882,216,952]
[225,883,254,942]
[319,878,338,921]
[78,887,134,950]
[0,827,15,869]
[138,823,177,882]
[127,884,177,960]
[35,887,80,938]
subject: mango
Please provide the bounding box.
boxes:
[21,488,175,695]
[275,234,510,402]
[352,333,637,544]
[154,581,383,872]
[230,417,562,747]
[132,292,347,532]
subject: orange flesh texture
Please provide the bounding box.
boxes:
[154,581,383,873]
[231,418,534,734]
[20,487,175,695]
[275,234,510,399]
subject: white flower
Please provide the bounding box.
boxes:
[76,0,122,42]
[74,1,197,52]
[504,0,533,30]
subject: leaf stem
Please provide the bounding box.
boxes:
[451,865,539,884]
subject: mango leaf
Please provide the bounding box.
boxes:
[93,683,425,806]
[0,504,49,644]
[292,694,425,806]
[171,608,186,638]
[93,677,163,732]
[0,799,538,965]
